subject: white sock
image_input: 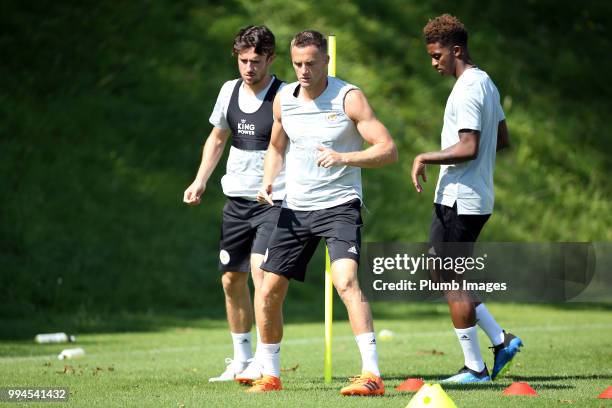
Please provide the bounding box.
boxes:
[254,327,262,362]
[454,326,485,372]
[475,304,504,346]
[355,332,380,376]
[259,342,281,378]
[231,332,253,363]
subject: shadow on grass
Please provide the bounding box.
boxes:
[385,374,580,390]
[537,302,612,312]
[383,375,509,390]
[3,300,610,340]
[285,384,403,398]
[1,300,437,340]
[508,374,612,381]
[0,309,229,340]
[440,383,574,391]
[289,379,574,394]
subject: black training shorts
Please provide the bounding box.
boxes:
[260,199,362,282]
[428,202,490,281]
[219,197,282,273]
[429,202,490,247]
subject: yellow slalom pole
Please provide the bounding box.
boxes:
[324,34,336,384]
[328,34,337,79]
[324,247,333,383]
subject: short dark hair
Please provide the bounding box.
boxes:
[232,25,276,57]
[290,30,327,53]
[423,14,468,48]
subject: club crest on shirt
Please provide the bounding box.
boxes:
[325,112,341,123]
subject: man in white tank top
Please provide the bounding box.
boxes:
[411,14,522,384]
[249,30,398,395]
[183,26,285,383]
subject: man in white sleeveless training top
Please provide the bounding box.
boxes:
[411,14,523,384]
[183,25,285,383]
[250,30,398,395]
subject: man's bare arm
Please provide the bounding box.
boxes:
[183,127,230,204]
[257,93,288,205]
[316,89,398,168]
[497,120,510,151]
[419,130,480,165]
[410,130,479,193]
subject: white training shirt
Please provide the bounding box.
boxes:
[279,76,363,211]
[209,76,286,200]
[435,67,505,215]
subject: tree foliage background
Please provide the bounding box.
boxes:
[1,0,610,319]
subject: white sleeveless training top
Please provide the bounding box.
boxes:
[280,76,363,211]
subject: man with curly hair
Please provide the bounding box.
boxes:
[411,14,523,383]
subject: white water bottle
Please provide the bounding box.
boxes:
[58,347,85,360]
[34,332,76,344]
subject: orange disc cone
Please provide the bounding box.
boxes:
[396,378,425,392]
[503,382,538,396]
[598,386,612,399]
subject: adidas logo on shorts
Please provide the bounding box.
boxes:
[348,246,358,255]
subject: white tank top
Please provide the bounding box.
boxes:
[280,76,363,210]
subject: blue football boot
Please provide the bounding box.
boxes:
[491,331,523,380]
[441,365,491,384]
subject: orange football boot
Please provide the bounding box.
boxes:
[245,375,282,393]
[340,372,384,396]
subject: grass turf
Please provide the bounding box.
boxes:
[1,303,611,407]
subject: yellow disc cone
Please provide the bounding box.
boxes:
[405,383,458,408]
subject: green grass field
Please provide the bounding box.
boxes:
[1,303,611,407]
[2,3,611,407]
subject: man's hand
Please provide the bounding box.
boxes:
[183,180,206,205]
[411,154,427,193]
[257,183,274,206]
[316,146,346,168]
